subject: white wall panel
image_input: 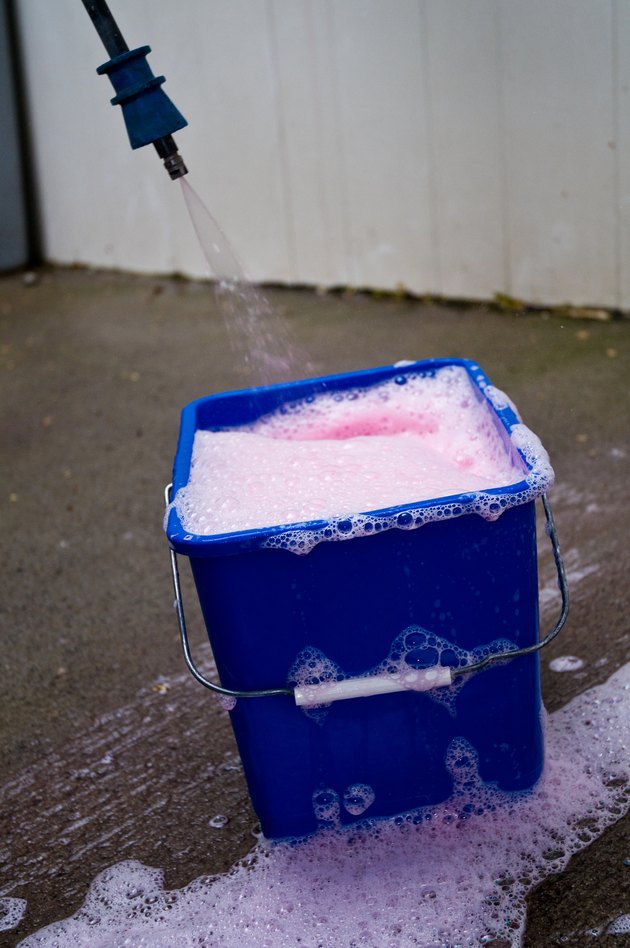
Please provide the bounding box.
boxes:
[266,0,349,285]
[500,0,617,307]
[614,0,630,308]
[330,0,435,291]
[14,0,630,307]
[423,0,505,299]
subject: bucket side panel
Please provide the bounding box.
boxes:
[189,502,542,837]
[228,691,457,838]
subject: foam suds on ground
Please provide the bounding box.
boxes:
[18,662,629,948]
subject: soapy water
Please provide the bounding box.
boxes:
[0,897,27,932]
[607,914,630,934]
[289,624,516,721]
[549,655,585,673]
[180,178,309,386]
[18,662,630,947]
[173,365,553,553]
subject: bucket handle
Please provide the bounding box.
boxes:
[165,485,568,704]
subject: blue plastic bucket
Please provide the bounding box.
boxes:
[165,359,554,838]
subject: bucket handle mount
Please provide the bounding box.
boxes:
[165,486,569,706]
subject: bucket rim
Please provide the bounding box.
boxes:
[165,357,551,557]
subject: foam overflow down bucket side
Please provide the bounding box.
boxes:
[165,357,560,839]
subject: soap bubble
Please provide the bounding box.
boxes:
[312,788,340,824]
[343,784,376,816]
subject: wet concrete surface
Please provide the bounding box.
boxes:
[0,268,628,945]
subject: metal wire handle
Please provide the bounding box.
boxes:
[166,485,568,702]
[454,492,569,680]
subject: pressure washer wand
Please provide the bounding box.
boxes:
[81,0,188,179]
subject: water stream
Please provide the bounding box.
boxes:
[180,178,309,386]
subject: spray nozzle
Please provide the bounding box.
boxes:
[82,0,188,179]
[153,135,188,181]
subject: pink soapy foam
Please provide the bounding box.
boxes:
[0,898,27,932]
[173,367,553,552]
[19,663,630,947]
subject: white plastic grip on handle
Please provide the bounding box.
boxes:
[294,665,453,707]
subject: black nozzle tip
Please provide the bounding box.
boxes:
[163,152,188,180]
[153,135,188,180]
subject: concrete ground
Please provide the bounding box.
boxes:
[0,268,628,946]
